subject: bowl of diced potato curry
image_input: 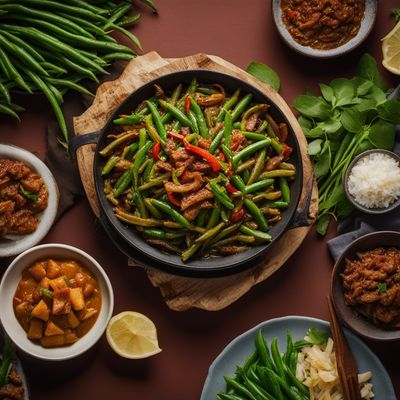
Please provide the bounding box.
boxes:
[0,243,114,361]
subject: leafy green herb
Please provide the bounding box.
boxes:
[293,54,399,235]
[19,184,38,202]
[307,327,329,345]
[40,288,53,298]
[0,335,15,388]
[377,282,388,294]
[247,62,281,92]
[64,276,71,288]
[392,8,400,22]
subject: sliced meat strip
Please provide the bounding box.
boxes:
[181,188,213,211]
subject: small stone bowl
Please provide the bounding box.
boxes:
[271,0,378,58]
[343,149,400,215]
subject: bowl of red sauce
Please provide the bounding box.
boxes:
[272,0,377,58]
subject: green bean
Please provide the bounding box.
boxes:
[0,47,31,93]
[117,14,141,27]
[100,132,136,156]
[187,110,199,134]
[264,369,302,400]
[216,88,240,122]
[56,55,99,82]
[103,52,135,62]
[189,97,208,138]
[113,113,143,125]
[271,338,285,378]
[231,175,246,192]
[103,2,131,30]
[212,234,255,247]
[221,144,234,165]
[146,100,167,142]
[240,226,272,241]
[56,11,107,36]
[124,143,139,160]
[209,129,224,154]
[113,170,132,197]
[240,104,269,131]
[223,111,233,147]
[231,93,253,122]
[194,222,224,244]
[279,177,290,204]
[40,62,67,76]
[2,25,109,74]
[136,0,158,13]
[108,23,142,50]
[0,80,10,104]
[209,223,241,244]
[255,329,273,369]
[0,102,20,120]
[145,114,164,144]
[133,141,153,187]
[115,211,163,227]
[143,159,155,182]
[247,150,266,185]
[138,175,169,191]
[260,367,284,400]
[242,131,268,141]
[283,364,309,398]
[232,139,271,167]
[217,393,247,400]
[131,191,147,217]
[236,158,256,173]
[210,180,234,210]
[220,208,229,223]
[144,198,163,219]
[11,0,108,22]
[223,377,257,400]
[242,351,258,375]
[66,0,109,15]
[0,336,14,388]
[44,77,94,97]
[243,199,269,231]
[271,139,283,154]
[206,202,221,229]
[152,199,190,228]
[158,99,193,128]
[259,170,295,180]
[0,29,44,62]
[244,179,274,194]
[181,243,201,262]
[242,376,271,400]
[257,120,269,133]
[264,201,288,209]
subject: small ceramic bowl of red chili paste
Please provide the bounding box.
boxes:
[272,0,377,58]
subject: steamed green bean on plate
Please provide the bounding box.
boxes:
[100,80,296,261]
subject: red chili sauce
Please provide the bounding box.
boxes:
[281,0,365,50]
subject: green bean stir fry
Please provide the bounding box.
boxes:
[100,79,295,261]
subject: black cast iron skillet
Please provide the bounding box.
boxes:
[71,70,309,278]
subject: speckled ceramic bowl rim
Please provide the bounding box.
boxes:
[0,243,114,361]
[0,144,59,257]
[271,0,378,58]
[343,149,400,214]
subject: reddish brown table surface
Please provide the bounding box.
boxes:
[1,1,400,399]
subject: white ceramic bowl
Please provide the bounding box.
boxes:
[0,144,59,257]
[271,0,377,58]
[0,244,114,361]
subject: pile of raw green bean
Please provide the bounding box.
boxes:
[217,329,310,400]
[0,0,157,148]
[100,79,295,261]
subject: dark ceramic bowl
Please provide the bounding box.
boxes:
[331,231,400,341]
[72,70,305,278]
[271,0,378,58]
[344,149,400,215]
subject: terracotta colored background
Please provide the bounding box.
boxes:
[1,1,399,399]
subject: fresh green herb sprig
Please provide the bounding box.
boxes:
[0,335,15,388]
[19,184,38,202]
[293,54,400,235]
[392,8,400,22]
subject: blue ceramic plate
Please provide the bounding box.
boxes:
[200,316,396,399]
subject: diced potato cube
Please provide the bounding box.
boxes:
[49,276,67,291]
[46,259,61,279]
[31,299,50,322]
[39,277,50,290]
[74,272,87,287]
[28,318,43,340]
[44,320,64,337]
[52,287,71,315]
[83,283,95,298]
[14,301,29,317]
[79,308,98,321]
[60,262,79,279]
[70,287,84,311]
[64,330,78,345]
[29,263,46,281]
[67,311,80,329]
[41,335,65,348]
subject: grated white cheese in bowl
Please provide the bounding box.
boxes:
[347,151,400,210]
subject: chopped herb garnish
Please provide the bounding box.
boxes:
[377,282,388,294]
[40,288,53,298]
[393,8,400,22]
[64,276,71,288]
[19,184,38,202]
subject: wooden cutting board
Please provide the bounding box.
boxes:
[73,51,318,311]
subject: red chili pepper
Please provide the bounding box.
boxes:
[168,131,185,142]
[183,139,221,172]
[167,192,181,207]
[230,207,245,223]
[185,96,191,114]
[226,183,237,194]
[152,141,161,161]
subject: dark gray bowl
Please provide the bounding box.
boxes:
[271,0,378,58]
[331,231,400,341]
[344,149,400,215]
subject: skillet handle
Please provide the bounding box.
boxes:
[288,179,313,229]
[69,131,101,158]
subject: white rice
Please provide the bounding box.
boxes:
[296,336,374,400]
[347,153,400,209]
